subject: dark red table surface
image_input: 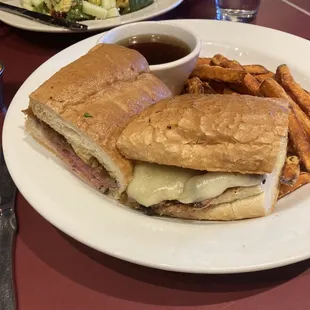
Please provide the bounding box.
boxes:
[1,0,310,309]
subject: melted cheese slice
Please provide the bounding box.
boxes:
[127,163,264,207]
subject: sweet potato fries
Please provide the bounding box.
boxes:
[184,54,310,199]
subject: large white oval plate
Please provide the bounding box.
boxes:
[0,0,183,32]
[3,20,310,274]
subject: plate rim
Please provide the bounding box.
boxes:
[3,19,310,274]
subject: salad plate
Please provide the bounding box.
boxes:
[0,0,183,32]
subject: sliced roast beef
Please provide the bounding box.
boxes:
[32,116,117,193]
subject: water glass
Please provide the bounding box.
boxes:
[215,0,261,22]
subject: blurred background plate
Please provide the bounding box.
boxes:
[0,0,183,32]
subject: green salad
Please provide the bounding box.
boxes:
[20,0,154,21]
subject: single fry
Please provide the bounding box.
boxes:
[229,73,262,96]
[260,78,289,99]
[280,156,300,186]
[292,107,310,141]
[278,172,310,199]
[211,54,243,70]
[260,78,310,171]
[210,55,261,96]
[184,77,205,94]
[243,65,269,75]
[288,112,310,172]
[260,78,310,141]
[242,73,261,96]
[276,64,310,117]
[223,88,239,95]
[190,64,247,83]
[256,72,275,83]
[196,57,212,66]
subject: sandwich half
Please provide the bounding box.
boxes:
[24,43,171,197]
[117,94,289,221]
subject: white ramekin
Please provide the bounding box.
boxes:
[97,21,201,95]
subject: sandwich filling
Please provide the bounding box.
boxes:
[127,162,265,207]
[26,114,117,193]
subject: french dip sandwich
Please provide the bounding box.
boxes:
[24,44,171,197]
[117,94,289,220]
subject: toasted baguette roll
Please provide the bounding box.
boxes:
[117,94,289,221]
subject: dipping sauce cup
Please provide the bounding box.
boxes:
[97,21,201,95]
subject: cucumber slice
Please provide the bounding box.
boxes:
[101,0,110,9]
[82,1,107,18]
[107,7,119,17]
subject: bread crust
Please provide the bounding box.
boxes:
[117,94,289,174]
[142,181,281,221]
[30,43,150,109]
[143,193,267,221]
[27,44,171,194]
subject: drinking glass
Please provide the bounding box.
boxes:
[215,0,261,22]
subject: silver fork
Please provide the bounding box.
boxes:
[0,145,18,310]
[1,60,17,310]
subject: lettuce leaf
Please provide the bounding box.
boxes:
[122,0,153,14]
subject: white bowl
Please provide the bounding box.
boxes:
[97,21,201,95]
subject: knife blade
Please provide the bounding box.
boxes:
[0,146,17,310]
[0,2,88,31]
